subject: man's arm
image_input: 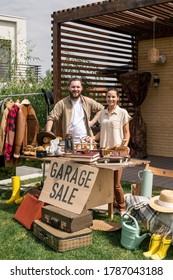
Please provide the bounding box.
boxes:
[45,100,63,132]
[46,120,53,132]
[93,131,100,141]
[89,111,101,127]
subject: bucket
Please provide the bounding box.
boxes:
[138,169,153,198]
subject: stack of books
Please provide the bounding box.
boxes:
[64,151,100,163]
[97,156,123,164]
[97,154,130,164]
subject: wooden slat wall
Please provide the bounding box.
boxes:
[52,21,138,115]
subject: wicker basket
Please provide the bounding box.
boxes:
[102,146,130,156]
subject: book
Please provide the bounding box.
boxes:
[65,151,100,158]
[97,156,123,163]
[97,155,130,164]
[64,151,100,163]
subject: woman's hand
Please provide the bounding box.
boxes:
[85,136,95,142]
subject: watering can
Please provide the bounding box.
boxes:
[120,214,151,250]
[138,169,153,198]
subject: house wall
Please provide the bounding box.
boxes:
[138,37,173,157]
[0,14,27,65]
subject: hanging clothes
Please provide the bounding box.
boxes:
[3,104,19,161]
[13,101,39,158]
[0,99,14,154]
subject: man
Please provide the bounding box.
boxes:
[46,77,104,143]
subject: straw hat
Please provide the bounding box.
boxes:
[149,190,173,213]
[37,131,56,145]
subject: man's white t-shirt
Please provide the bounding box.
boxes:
[69,98,87,143]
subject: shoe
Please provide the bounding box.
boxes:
[113,208,120,215]
[113,208,127,217]
[15,195,26,204]
[6,176,21,204]
[151,236,172,260]
[143,234,162,258]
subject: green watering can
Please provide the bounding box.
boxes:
[120,214,151,250]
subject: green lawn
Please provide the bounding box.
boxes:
[0,180,172,260]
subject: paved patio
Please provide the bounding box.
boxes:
[122,155,173,189]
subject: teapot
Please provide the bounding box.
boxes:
[121,213,151,250]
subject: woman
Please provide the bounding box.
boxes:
[92,87,131,215]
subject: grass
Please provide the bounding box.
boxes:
[1,177,172,260]
[0,200,146,260]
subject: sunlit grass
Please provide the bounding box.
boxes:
[0,179,172,260]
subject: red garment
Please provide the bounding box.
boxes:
[3,104,19,161]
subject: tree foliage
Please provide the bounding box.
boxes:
[0,39,53,130]
[0,66,53,130]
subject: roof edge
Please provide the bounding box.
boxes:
[51,0,169,23]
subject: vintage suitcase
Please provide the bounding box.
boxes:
[13,192,45,230]
[33,219,92,252]
[41,205,93,232]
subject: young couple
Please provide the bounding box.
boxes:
[46,77,131,216]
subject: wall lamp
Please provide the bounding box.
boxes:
[153,74,160,87]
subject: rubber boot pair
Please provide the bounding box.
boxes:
[143,233,172,260]
[6,176,21,204]
[151,236,172,260]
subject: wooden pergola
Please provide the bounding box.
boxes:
[51,0,173,107]
[51,0,173,157]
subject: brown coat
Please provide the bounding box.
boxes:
[0,101,14,154]
[13,104,39,157]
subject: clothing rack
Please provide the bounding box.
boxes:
[0,92,52,116]
[0,92,43,99]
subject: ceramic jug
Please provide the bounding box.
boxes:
[120,214,150,250]
[138,169,153,198]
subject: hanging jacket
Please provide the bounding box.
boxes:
[13,104,39,158]
[0,100,14,154]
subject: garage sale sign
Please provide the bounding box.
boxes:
[39,158,98,214]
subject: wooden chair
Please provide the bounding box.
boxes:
[145,164,173,179]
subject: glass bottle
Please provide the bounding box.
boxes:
[65,133,74,153]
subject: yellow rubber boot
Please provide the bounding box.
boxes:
[143,234,162,258]
[6,176,21,204]
[151,236,172,260]
[15,195,26,205]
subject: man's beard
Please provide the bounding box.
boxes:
[69,92,80,100]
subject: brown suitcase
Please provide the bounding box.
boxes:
[41,205,93,232]
[33,219,92,252]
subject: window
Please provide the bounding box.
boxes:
[0,39,11,82]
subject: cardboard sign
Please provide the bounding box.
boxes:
[39,158,98,214]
